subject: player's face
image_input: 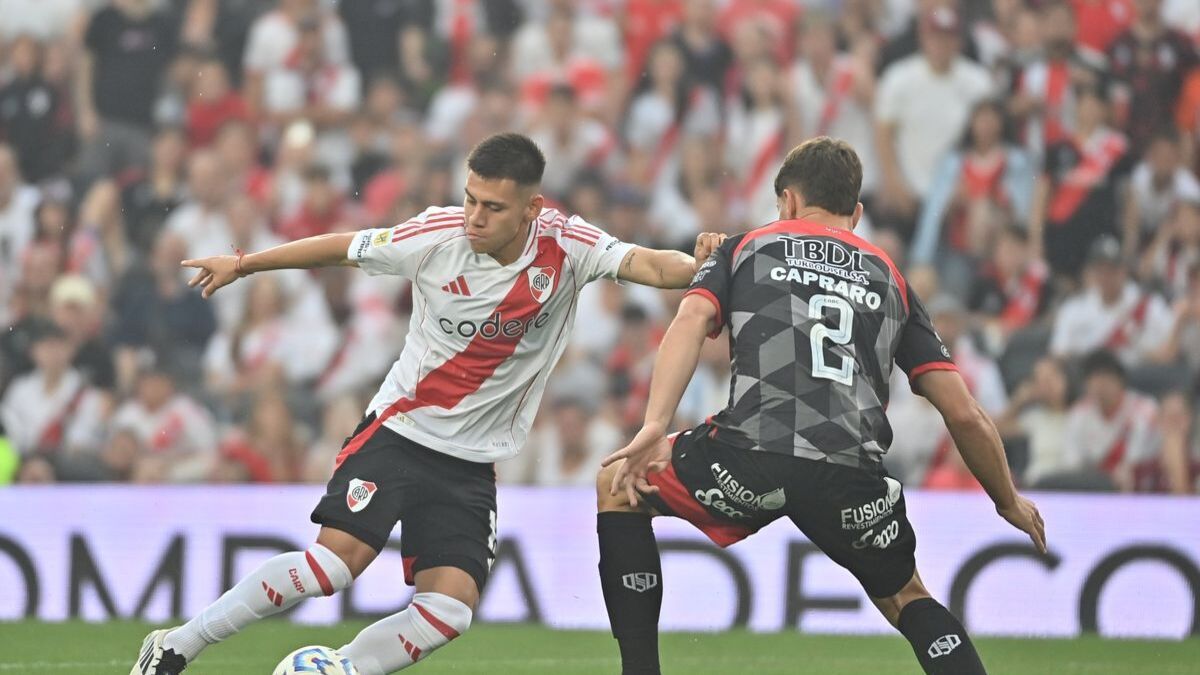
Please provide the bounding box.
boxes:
[463,171,542,258]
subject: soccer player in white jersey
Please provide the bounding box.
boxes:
[131,133,725,675]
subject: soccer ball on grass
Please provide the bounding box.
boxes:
[272,645,359,675]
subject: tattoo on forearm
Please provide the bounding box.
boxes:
[623,250,635,274]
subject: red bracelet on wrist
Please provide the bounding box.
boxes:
[235,248,247,277]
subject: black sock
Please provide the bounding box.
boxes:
[598,511,662,675]
[897,598,987,675]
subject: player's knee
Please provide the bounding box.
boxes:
[596,462,633,512]
[316,527,377,580]
[413,591,473,643]
[873,571,932,627]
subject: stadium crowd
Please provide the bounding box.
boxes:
[0,0,1198,493]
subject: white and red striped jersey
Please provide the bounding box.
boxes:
[345,205,635,463]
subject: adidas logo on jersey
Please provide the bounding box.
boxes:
[441,275,472,296]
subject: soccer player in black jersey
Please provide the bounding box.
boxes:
[596,137,1046,675]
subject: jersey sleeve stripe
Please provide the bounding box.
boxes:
[565,227,601,242]
[567,222,603,239]
[392,222,464,243]
[393,214,464,236]
[684,288,724,338]
[563,232,599,247]
[908,361,959,382]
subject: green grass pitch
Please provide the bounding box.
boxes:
[1,621,1197,674]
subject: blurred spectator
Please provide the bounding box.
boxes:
[878,0,982,74]
[1071,0,1135,55]
[1123,131,1200,255]
[0,35,75,183]
[789,11,879,200]
[911,99,1034,286]
[667,0,732,94]
[165,150,233,259]
[261,13,361,173]
[1030,85,1130,278]
[524,397,622,487]
[875,6,992,230]
[725,57,789,226]
[213,119,273,206]
[718,0,798,65]
[1107,0,1198,155]
[276,164,354,241]
[1157,391,1199,493]
[621,0,684,84]
[338,0,434,83]
[202,273,337,414]
[1051,349,1163,491]
[185,56,250,148]
[1153,262,1200,371]
[214,392,305,482]
[119,127,188,255]
[967,225,1051,351]
[627,41,719,214]
[528,84,617,201]
[76,0,180,181]
[0,145,39,309]
[1139,197,1200,301]
[111,368,217,482]
[996,357,1072,487]
[1051,236,1173,366]
[109,231,216,389]
[1010,0,1107,161]
[242,0,349,120]
[49,275,115,391]
[511,4,621,113]
[303,394,363,483]
[0,321,106,458]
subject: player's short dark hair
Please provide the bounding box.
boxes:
[466,133,546,187]
[1081,349,1126,383]
[773,137,862,217]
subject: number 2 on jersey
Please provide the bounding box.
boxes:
[808,294,854,386]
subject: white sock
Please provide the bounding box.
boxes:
[340,592,472,674]
[164,544,352,661]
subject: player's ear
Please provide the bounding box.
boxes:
[526,191,544,221]
[850,202,864,230]
[779,188,800,220]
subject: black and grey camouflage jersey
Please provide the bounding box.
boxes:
[686,219,957,469]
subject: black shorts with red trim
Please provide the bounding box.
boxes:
[311,415,497,592]
[642,424,917,598]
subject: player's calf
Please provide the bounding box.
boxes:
[596,460,663,675]
[159,543,354,664]
[339,592,473,674]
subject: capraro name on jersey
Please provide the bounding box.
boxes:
[439,311,553,340]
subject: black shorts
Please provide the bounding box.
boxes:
[642,424,917,598]
[311,415,497,592]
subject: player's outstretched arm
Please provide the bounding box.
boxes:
[182,232,358,298]
[615,233,725,289]
[916,369,1047,554]
[602,293,716,505]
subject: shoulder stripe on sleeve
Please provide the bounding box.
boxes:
[392,222,463,243]
[393,213,463,236]
[567,222,604,239]
[563,232,598,247]
[565,228,600,243]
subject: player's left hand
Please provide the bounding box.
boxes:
[693,233,727,272]
[602,425,672,508]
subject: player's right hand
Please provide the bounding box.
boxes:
[997,494,1047,554]
[693,232,727,271]
[182,255,245,298]
[602,424,672,509]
